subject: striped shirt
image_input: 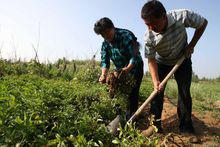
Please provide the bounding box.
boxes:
[101,28,143,75]
[144,9,205,65]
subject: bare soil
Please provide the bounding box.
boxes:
[140,97,220,146]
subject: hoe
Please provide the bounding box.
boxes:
[107,56,185,136]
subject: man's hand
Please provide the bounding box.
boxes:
[99,74,106,84]
[153,80,164,92]
[185,43,195,58]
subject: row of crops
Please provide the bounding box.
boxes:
[0,59,158,146]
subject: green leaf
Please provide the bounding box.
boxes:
[112,139,120,144]
[15,116,23,124]
[98,140,104,146]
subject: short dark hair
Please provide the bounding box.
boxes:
[141,0,166,19]
[94,17,114,35]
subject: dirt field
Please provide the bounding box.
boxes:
[148,97,220,146]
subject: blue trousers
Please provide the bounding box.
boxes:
[150,58,193,130]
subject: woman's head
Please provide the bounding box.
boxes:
[94,17,115,42]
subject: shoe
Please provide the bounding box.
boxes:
[153,120,163,133]
[157,126,163,133]
[153,124,163,133]
[179,127,195,135]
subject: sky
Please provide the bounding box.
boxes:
[0,0,219,78]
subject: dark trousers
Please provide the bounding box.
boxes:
[127,61,144,117]
[150,58,193,130]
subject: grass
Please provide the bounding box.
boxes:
[165,79,220,117]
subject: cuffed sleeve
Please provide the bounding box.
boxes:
[145,45,156,59]
[144,31,156,59]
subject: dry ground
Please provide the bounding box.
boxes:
[140,97,220,146]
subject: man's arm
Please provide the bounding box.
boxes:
[148,58,163,91]
[185,18,208,57]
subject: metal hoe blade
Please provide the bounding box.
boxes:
[107,115,120,134]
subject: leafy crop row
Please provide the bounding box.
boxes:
[0,59,158,146]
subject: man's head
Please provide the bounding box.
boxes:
[94,17,115,43]
[141,0,167,33]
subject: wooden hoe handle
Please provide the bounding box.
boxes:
[128,56,185,123]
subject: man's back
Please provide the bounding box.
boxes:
[144,9,205,65]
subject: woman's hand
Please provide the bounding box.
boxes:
[99,74,106,84]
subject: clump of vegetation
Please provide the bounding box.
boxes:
[0,58,158,146]
[1,58,219,146]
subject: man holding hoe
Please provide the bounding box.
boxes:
[141,0,208,134]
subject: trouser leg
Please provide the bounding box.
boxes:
[150,63,171,128]
[127,62,143,119]
[174,58,193,131]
